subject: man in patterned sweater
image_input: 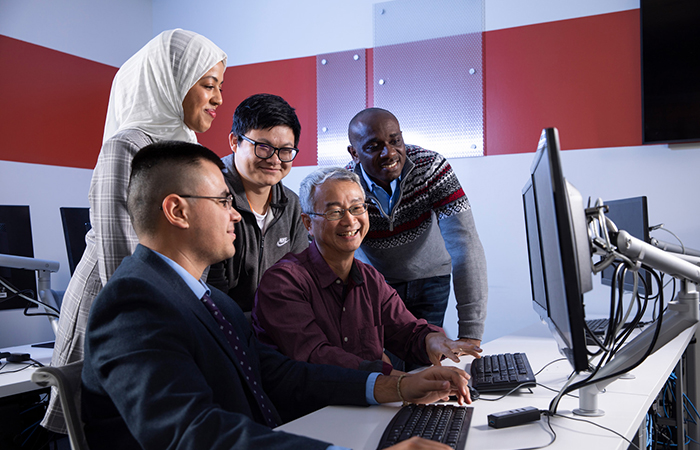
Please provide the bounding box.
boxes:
[346,108,487,358]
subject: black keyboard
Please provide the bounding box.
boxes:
[470,352,536,393]
[586,318,611,335]
[376,403,473,449]
[585,318,642,345]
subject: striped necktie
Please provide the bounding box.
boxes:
[200,292,279,427]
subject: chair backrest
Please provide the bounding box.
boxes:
[32,360,89,450]
[59,207,91,275]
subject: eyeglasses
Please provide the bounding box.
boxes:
[240,135,299,162]
[180,194,234,210]
[306,203,368,221]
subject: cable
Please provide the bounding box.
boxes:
[548,267,666,415]
[506,411,556,450]
[0,361,41,374]
[0,274,60,316]
[551,412,640,449]
[535,382,578,398]
[650,223,687,254]
[534,357,568,376]
[476,383,535,402]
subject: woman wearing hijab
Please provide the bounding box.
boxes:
[42,28,227,434]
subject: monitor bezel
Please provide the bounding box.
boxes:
[524,128,590,373]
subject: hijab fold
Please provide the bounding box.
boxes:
[102,29,227,144]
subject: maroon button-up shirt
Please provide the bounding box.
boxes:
[252,243,443,375]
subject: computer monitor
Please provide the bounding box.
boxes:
[522,128,592,373]
[599,197,652,295]
[523,129,699,416]
[60,207,91,275]
[0,205,37,310]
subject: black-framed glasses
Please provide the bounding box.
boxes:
[240,135,299,162]
[306,203,368,221]
[179,194,234,210]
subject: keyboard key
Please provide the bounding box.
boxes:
[377,404,473,449]
[471,352,536,393]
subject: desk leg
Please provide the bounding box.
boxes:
[687,333,700,449]
[676,358,687,450]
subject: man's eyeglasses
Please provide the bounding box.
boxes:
[240,135,299,162]
[179,194,234,210]
[306,203,368,221]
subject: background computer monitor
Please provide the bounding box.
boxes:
[60,207,91,275]
[522,128,592,372]
[600,197,652,295]
[0,205,37,310]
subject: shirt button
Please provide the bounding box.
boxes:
[342,307,346,312]
[335,279,341,284]
[344,337,348,342]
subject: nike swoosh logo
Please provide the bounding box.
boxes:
[277,237,289,247]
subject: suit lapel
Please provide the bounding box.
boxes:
[134,246,244,370]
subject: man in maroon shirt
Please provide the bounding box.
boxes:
[253,167,481,375]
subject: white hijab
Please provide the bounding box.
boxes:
[102,29,227,144]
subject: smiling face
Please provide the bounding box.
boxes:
[182,61,225,133]
[230,125,294,190]
[303,179,368,264]
[348,110,406,192]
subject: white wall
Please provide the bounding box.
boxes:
[152,0,385,67]
[484,0,638,31]
[1,0,639,67]
[0,0,152,67]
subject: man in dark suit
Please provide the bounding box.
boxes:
[81,140,470,449]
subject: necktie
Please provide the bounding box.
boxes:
[200,293,279,427]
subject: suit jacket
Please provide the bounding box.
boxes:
[82,245,369,449]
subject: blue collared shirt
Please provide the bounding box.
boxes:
[153,251,209,299]
[359,164,400,215]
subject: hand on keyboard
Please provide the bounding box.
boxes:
[399,366,472,405]
[425,333,483,367]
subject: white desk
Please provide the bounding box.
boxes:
[0,343,54,398]
[277,322,696,449]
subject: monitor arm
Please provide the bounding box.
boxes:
[0,253,60,335]
[573,227,700,416]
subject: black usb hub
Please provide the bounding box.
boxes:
[487,406,541,428]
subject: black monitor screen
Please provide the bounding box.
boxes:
[60,207,91,275]
[642,0,700,144]
[523,128,592,372]
[0,205,37,310]
[600,197,652,295]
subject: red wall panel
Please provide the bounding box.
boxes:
[198,57,318,167]
[484,10,642,155]
[0,35,117,169]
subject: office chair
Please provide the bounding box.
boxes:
[32,360,89,450]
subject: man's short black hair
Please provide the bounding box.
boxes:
[127,140,224,236]
[230,93,302,147]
